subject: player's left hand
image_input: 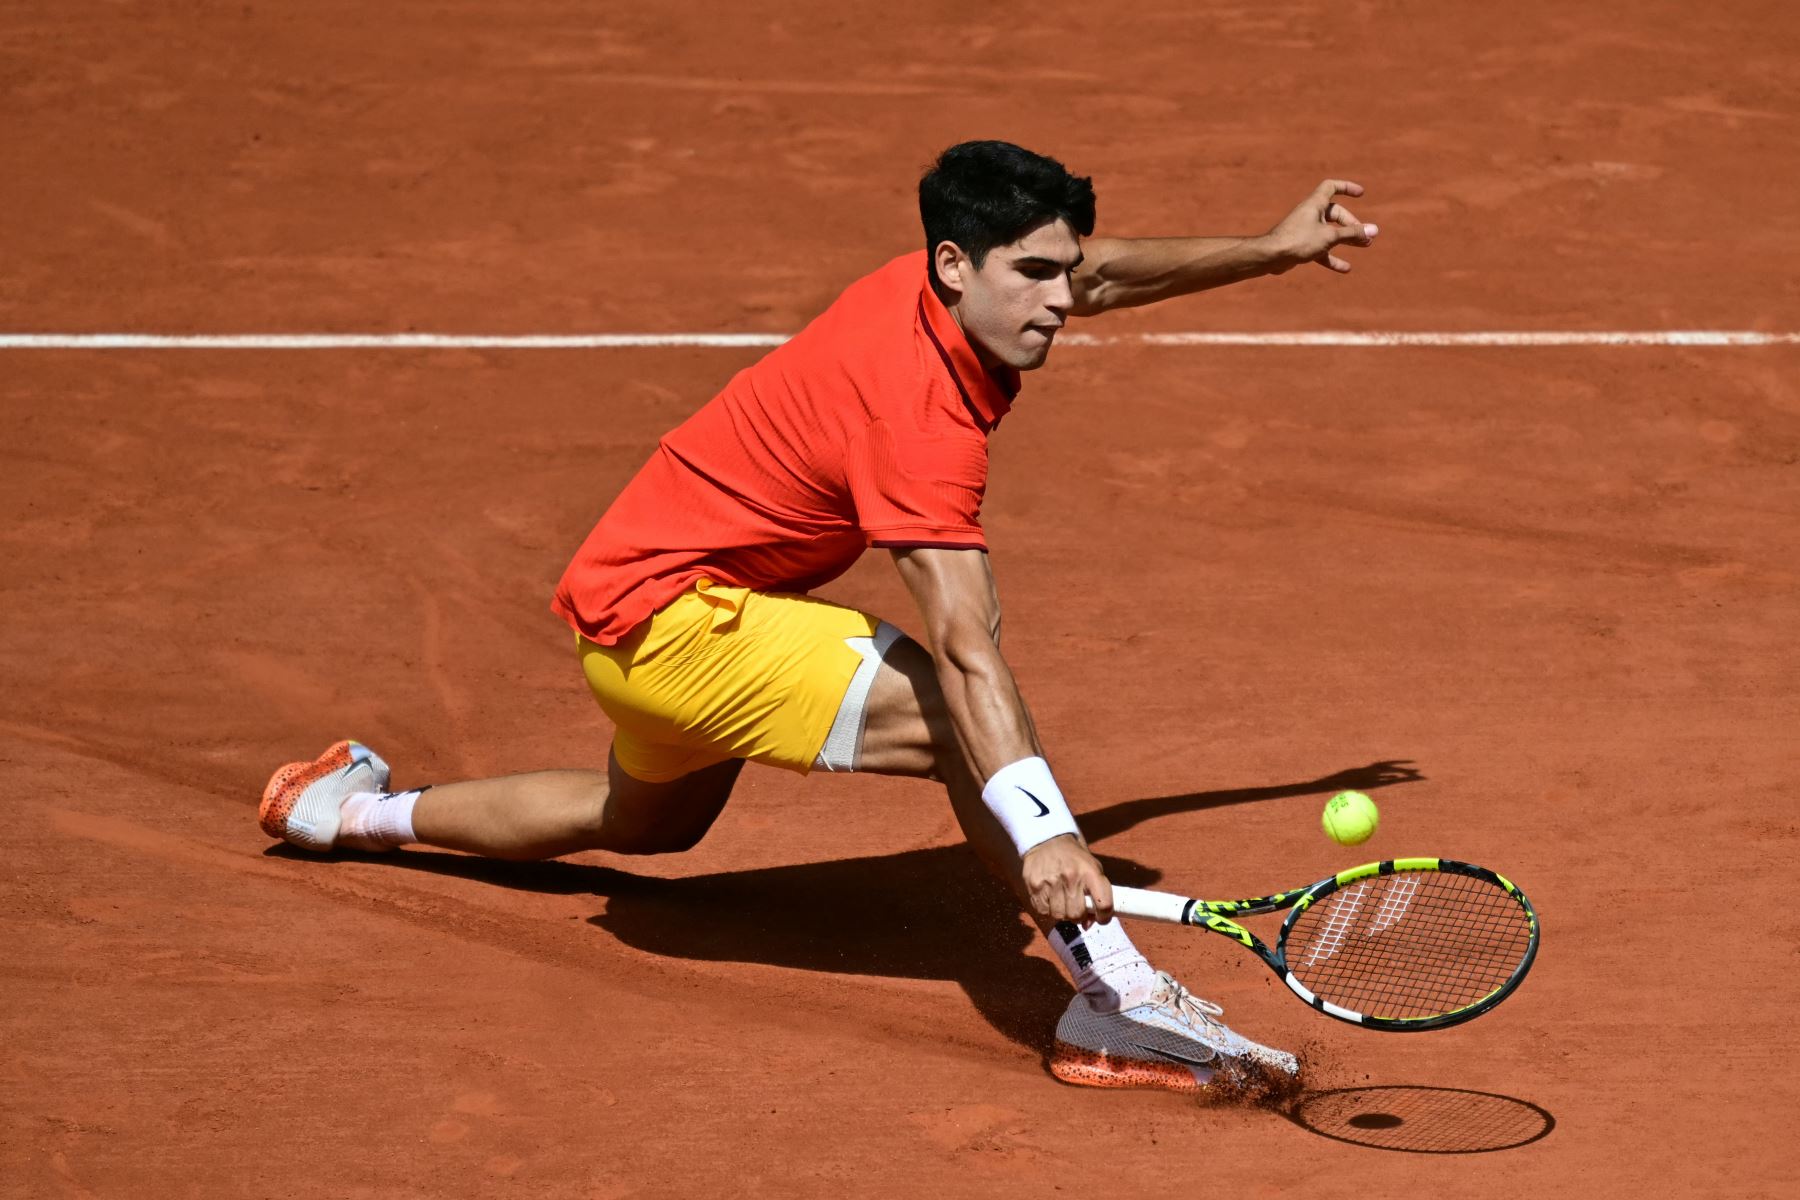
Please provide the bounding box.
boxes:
[1261,179,1379,275]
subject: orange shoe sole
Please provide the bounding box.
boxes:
[258,739,361,840]
[1049,1044,1301,1103]
[1048,1044,1210,1094]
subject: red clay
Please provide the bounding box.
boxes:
[4,2,1798,1196]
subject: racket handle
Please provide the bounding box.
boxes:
[1090,885,1194,925]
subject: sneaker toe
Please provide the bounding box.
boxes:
[259,742,385,852]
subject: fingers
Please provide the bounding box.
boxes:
[1022,839,1116,924]
[1050,868,1082,924]
[1026,868,1109,924]
[1313,178,1365,204]
[1028,870,1075,922]
[1064,875,1087,926]
[1087,871,1115,925]
[1318,192,1376,275]
[1326,202,1379,246]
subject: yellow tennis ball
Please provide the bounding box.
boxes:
[1322,790,1379,846]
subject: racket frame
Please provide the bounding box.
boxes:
[1119,857,1540,1032]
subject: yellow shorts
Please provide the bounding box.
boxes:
[578,579,897,783]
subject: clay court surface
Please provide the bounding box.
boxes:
[4,2,1798,1195]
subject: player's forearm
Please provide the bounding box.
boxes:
[930,632,1043,781]
[1071,235,1281,316]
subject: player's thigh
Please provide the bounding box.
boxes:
[582,582,879,778]
[856,634,957,780]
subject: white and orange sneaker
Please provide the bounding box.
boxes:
[258,739,390,852]
[1049,971,1300,1099]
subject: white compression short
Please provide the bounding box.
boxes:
[813,621,905,772]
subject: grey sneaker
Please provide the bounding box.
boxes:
[258,740,391,851]
[1049,970,1301,1098]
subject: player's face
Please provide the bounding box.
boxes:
[939,219,1081,372]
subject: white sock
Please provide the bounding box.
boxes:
[337,788,424,851]
[1048,919,1158,1012]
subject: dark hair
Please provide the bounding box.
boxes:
[918,141,1096,298]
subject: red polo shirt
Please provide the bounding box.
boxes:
[552,251,1019,646]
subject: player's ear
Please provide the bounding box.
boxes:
[933,241,968,297]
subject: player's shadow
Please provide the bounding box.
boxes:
[364,760,1422,1053]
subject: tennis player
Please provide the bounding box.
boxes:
[261,141,1376,1096]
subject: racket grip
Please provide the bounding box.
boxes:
[1091,886,1194,925]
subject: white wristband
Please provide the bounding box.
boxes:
[981,756,1081,856]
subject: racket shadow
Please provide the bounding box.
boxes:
[1286,1084,1556,1153]
[354,759,1424,1054]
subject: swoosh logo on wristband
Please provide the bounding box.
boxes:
[1020,787,1050,818]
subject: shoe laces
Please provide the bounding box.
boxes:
[1152,970,1227,1033]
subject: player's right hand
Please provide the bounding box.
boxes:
[1022,834,1114,926]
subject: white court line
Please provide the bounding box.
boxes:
[0,333,789,350]
[0,330,1797,350]
[1115,331,1800,347]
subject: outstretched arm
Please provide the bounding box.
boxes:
[1071,179,1379,316]
[891,546,1114,924]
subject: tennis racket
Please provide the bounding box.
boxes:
[1103,857,1539,1032]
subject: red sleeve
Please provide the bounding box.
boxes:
[847,419,989,549]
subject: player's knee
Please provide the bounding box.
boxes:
[587,810,704,855]
[911,675,961,783]
[566,781,681,853]
[611,800,713,854]
[918,694,970,785]
[886,634,953,726]
[585,766,733,855]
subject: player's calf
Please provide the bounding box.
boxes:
[259,746,749,861]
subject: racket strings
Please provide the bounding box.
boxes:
[1284,871,1532,1020]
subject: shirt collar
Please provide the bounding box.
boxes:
[918,272,1018,431]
